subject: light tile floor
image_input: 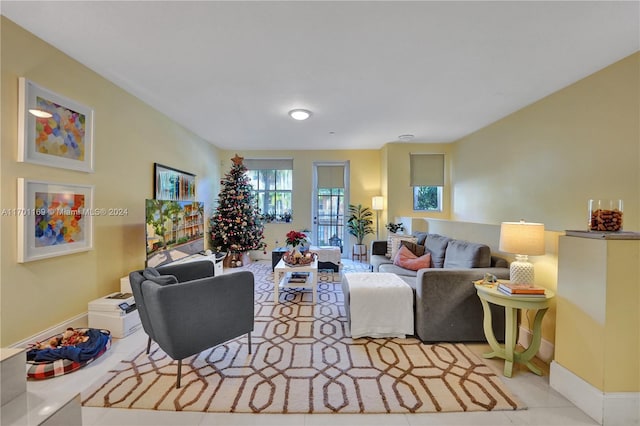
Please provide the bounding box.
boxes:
[24,260,598,426]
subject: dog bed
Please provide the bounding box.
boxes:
[26,328,111,380]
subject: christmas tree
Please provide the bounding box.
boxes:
[209,154,266,255]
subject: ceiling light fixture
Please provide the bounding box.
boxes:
[288,109,312,121]
[28,109,53,118]
[398,134,414,141]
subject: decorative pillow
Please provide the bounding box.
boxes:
[413,232,429,246]
[424,234,452,268]
[443,240,491,268]
[386,235,418,259]
[142,267,178,285]
[393,245,432,271]
[385,234,394,258]
[400,240,426,257]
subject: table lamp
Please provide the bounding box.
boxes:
[372,196,384,239]
[499,220,545,284]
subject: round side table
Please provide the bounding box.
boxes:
[474,281,555,378]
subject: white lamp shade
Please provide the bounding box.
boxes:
[372,196,384,210]
[499,221,545,256]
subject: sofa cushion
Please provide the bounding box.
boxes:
[492,256,509,268]
[142,267,178,285]
[386,234,418,259]
[443,240,491,268]
[379,263,418,277]
[413,232,428,246]
[424,234,451,268]
[394,245,432,271]
[400,240,426,257]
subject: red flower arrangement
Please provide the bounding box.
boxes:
[285,230,307,247]
[283,230,314,266]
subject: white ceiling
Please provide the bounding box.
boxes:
[3,1,639,151]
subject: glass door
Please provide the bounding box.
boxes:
[312,162,349,253]
[315,188,345,251]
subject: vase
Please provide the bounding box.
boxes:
[289,246,302,258]
[588,199,623,232]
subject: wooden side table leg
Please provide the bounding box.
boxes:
[503,306,518,378]
[517,308,548,376]
[479,297,502,358]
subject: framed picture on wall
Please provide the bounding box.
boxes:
[18,77,95,172]
[17,179,94,263]
[154,163,196,201]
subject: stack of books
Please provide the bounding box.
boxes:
[497,282,545,297]
[288,272,309,283]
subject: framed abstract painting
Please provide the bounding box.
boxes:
[18,77,94,172]
[17,179,94,263]
[154,163,196,201]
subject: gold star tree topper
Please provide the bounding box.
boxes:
[231,154,244,165]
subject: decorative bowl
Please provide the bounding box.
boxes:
[282,251,315,267]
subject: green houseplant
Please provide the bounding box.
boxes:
[385,222,405,234]
[347,204,374,256]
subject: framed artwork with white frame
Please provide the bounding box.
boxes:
[17,179,94,263]
[18,77,95,172]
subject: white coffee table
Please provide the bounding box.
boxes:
[273,257,319,303]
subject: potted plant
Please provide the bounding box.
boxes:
[280,211,292,223]
[347,204,374,256]
[385,222,405,234]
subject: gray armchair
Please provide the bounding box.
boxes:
[129,260,254,388]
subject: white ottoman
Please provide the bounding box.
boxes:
[310,245,342,272]
[341,272,414,338]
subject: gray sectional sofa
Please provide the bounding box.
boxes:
[369,232,509,343]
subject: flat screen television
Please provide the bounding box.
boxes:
[145,199,205,267]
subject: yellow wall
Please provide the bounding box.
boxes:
[219,149,380,258]
[0,18,221,345]
[383,143,453,229]
[380,53,638,350]
[445,53,639,359]
[451,53,639,232]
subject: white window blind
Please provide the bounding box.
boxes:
[317,165,345,188]
[409,154,445,186]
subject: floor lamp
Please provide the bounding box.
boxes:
[372,196,384,239]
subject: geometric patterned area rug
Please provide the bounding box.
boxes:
[82,261,525,414]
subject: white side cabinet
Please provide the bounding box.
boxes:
[552,234,639,426]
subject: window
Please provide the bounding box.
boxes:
[413,186,442,211]
[410,153,444,212]
[244,159,293,222]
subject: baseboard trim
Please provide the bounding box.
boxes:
[10,313,88,348]
[517,325,554,362]
[550,361,640,425]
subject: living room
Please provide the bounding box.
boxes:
[1,2,638,425]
